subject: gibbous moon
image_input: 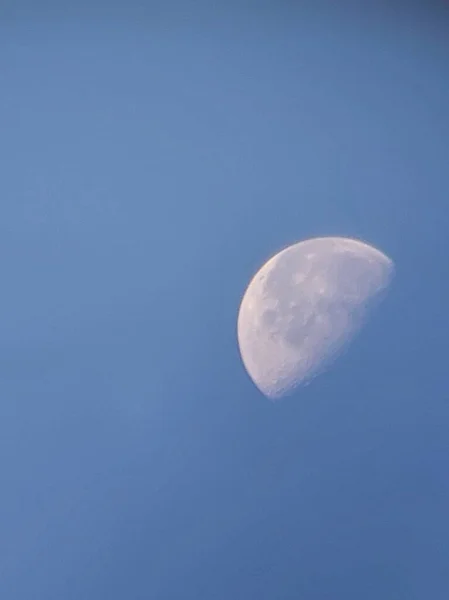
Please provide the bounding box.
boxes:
[237,236,394,400]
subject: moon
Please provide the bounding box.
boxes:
[237,236,394,400]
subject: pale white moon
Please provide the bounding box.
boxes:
[237,237,394,400]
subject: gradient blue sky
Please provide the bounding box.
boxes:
[1,3,449,598]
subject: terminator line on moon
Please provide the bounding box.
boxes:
[237,237,394,400]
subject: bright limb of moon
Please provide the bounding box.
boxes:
[237,237,394,400]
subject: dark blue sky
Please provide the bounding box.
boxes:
[1,3,449,598]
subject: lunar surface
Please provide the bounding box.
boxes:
[237,237,394,400]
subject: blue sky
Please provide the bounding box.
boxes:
[0,3,449,598]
